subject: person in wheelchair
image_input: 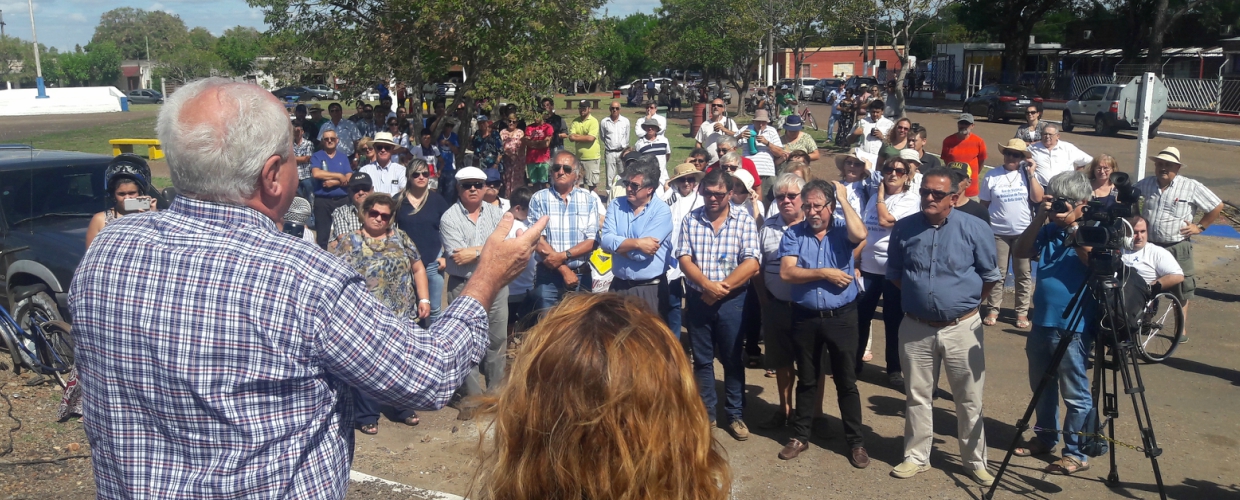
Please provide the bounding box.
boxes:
[1121,215,1184,294]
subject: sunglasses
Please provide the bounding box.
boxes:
[801,203,829,213]
[688,158,706,163]
[359,147,374,152]
[775,193,799,201]
[374,145,393,152]
[703,190,729,199]
[844,160,865,168]
[717,148,733,154]
[551,164,574,174]
[1027,110,1040,115]
[409,171,430,179]
[486,181,503,188]
[677,177,699,184]
[461,181,485,191]
[367,210,393,222]
[882,167,909,175]
[351,186,372,193]
[724,164,740,171]
[919,188,952,200]
[625,181,645,191]
[322,137,339,142]
[712,104,725,107]
[610,107,621,110]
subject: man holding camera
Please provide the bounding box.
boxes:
[1135,147,1222,342]
[1012,171,1096,476]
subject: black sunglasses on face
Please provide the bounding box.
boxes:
[367,210,393,221]
[775,193,799,201]
[919,188,951,200]
[626,181,645,191]
[703,190,729,199]
[486,181,503,187]
[551,164,573,174]
[375,145,393,152]
[323,137,339,142]
[461,182,484,191]
[882,167,908,175]
[410,171,430,179]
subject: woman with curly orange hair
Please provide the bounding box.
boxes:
[470,293,731,500]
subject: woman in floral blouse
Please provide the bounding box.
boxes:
[328,193,430,433]
[473,116,504,185]
[499,113,527,195]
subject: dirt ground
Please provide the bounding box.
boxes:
[1,104,1239,499]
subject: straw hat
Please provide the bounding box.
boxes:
[834,149,872,172]
[1149,146,1182,165]
[372,132,400,149]
[669,162,705,183]
[752,109,771,123]
[997,138,1032,158]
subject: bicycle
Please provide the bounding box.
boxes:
[0,288,74,388]
[1134,291,1184,363]
[796,103,818,131]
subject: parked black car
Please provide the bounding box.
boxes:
[962,84,1044,122]
[811,78,845,102]
[272,86,319,102]
[844,76,880,93]
[126,89,163,105]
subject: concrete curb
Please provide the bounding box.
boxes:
[349,470,467,500]
[904,105,1240,147]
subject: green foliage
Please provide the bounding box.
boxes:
[155,47,224,84]
[188,27,218,52]
[0,35,61,86]
[52,41,122,86]
[91,8,191,60]
[215,27,266,75]
[595,14,659,85]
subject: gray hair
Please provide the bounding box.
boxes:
[553,149,581,170]
[622,158,662,190]
[156,78,291,204]
[772,172,805,195]
[719,136,739,148]
[1047,171,1091,202]
[720,151,741,166]
[800,179,837,208]
[1043,123,1060,135]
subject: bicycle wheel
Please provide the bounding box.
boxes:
[1137,292,1183,363]
[806,112,818,131]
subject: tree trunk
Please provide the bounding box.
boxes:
[999,27,1034,84]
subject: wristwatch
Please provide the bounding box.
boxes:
[1197,223,1206,232]
[564,249,574,260]
[418,299,431,304]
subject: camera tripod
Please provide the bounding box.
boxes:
[985,272,1166,500]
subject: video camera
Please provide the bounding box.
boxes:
[1054,172,1141,275]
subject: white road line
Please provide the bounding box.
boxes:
[349,470,467,500]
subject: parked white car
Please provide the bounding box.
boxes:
[1062,77,1167,138]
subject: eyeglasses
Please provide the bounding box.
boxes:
[712,104,725,108]
[610,107,620,110]
[677,177,699,185]
[844,160,865,168]
[919,188,952,200]
[1026,110,1040,115]
[351,186,372,194]
[724,164,740,171]
[717,148,733,154]
[359,147,374,152]
[775,193,799,201]
[322,137,339,142]
[461,181,484,191]
[410,171,430,179]
[688,158,706,164]
[486,181,503,188]
[367,210,393,222]
[703,190,729,199]
[625,181,645,191]
[801,203,829,213]
[882,167,909,175]
[374,145,393,152]
[551,164,574,174]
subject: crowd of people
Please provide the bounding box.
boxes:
[63,76,1226,499]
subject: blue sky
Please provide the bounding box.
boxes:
[0,0,660,52]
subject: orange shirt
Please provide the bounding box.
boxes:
[941,133,988,197]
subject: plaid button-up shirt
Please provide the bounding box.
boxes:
[675,204,761,291]
[527,186,598,269]
[294,137,315,180]
[1136,174,1222,244]
[69,197,487,499]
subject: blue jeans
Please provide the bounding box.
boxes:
[1026,325,1095,461]
[664,277,685,339]
[827,112,841,141]
[531,265,591,313]
[686,288,747,423]
[424,259,445,326]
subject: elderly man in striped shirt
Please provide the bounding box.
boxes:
[68,78,544,500]
[677,169,762,442]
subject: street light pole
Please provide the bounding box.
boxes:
[27,0,47,98]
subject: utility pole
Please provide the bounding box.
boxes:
[27,0,47,98]
[1,10,7,38]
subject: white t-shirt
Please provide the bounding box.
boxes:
[860,190,920,275]
[834,180,866,222]
[978,167,1034,236]
[505,219,537,295]
[666,192,704,281]
[1121,244,1183,286]
[694,116,738,163]
[856,116,894,155]
[359,161,407,196]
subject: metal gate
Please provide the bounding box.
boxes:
[966,64,984,100]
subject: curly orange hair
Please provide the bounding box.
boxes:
[469,293,731,500]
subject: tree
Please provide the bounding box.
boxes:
[957,0,1069,82]
[872,0,955,117]
[740,0,838,96]
[189,27,218,52]
[215,26,266,75]
[156,47,223,84]
[91,8,191,60]
[51,41,122,86]
[655,0,765,114]
[595,14,659,89]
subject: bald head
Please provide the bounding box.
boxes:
[156,78,292,206]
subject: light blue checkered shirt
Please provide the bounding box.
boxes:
[527,186,599,269]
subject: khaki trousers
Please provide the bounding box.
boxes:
[984,234,1032,317]
[899,313,988,469]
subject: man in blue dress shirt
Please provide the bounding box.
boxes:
[886,167,1002,487]
[601,157,673,315]
[776,180,869,465]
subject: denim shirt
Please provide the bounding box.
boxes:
[886,211,1001,321]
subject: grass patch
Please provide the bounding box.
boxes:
[25,116,159,157]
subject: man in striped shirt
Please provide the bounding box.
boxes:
[634,120,671,174]
[1135,147,1223,342]
[676,169,761,442]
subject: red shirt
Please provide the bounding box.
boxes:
[525,123,553,164]
[941,132,988,197]
[705,157,762,187]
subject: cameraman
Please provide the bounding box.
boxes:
[1011,171,1095,476]
[1122,215,1184,292]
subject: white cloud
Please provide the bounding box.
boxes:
[68,12,87,22]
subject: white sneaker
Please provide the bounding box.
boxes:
[968,466,995,486]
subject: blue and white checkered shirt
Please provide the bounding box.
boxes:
[527,186,598,269]
[675,204,761,291]
[68,197,488,500]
